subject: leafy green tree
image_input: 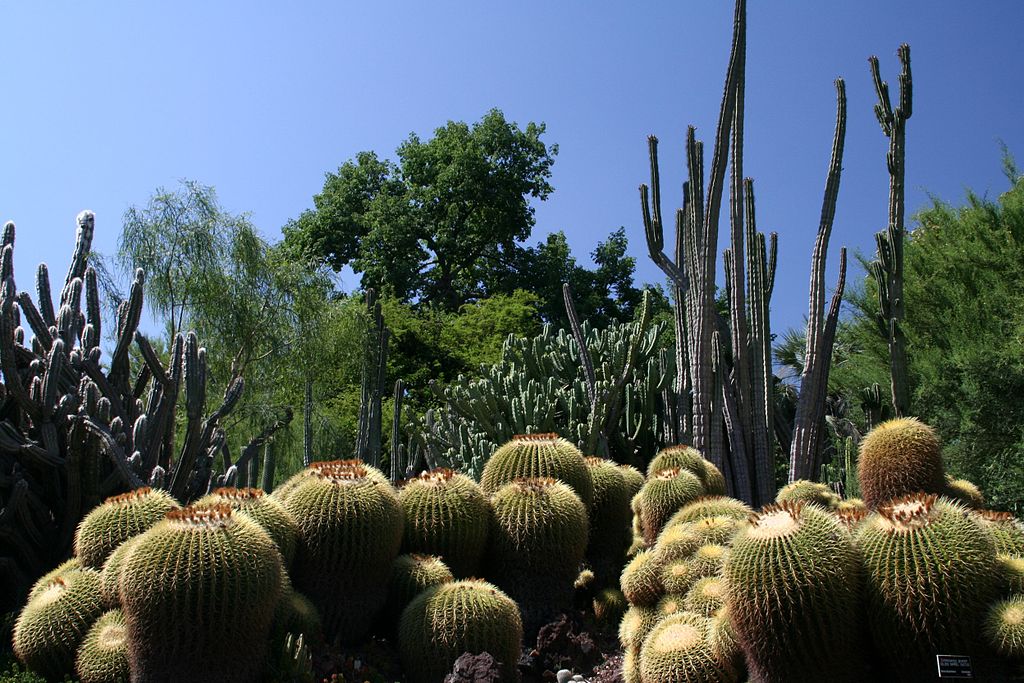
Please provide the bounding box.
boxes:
[284,109,557,310]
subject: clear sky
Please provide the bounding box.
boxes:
[1,1,1021,339]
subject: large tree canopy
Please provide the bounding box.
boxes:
[285,108,558,310]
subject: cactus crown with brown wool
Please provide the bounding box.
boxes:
[480,433,594,509]
[647,445,726,495]
[635,466,706,544]
[195,486,300,567]
[283,458,403,644]
[975,510,1024,556]
[725,502,865,682]
[857,417,945,507]
[775,479,840,510]
[118,504,284,683]
[73,487,180,569]
[856,494,999,679]
[398,468,490,578]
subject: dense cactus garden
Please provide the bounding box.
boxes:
[4,0,1023,681]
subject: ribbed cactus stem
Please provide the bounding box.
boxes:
[869,44,913,417]
[789,79,848,483]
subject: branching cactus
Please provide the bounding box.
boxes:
[0,211,280,614]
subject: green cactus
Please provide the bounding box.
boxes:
[620,548,663,606]
[480,433,594,509]
[283,460,404,644]
[835,497,866,513]
[689,544,729,581]
[486,477,589,635]
[398,468,490,578]
[383,554,453,629]
[655,593,687,620]
[622,646,642,683]
[709,606,744,678]
[647,445,726,495]
[26,557,81,602]
[73,487,180,569]
[635,467,706,544]
[775,479,840,510]
[685,577,727,619]
[12,568,104,680]
[857,417,945,508]
[659,516,741,554]
[194,487,300,567]
[272,580,323,647]
[975,510,1024,556]
[660,557,698,597]
[856,494,999,680]
[592,587,627,624]
[618,464,646,498]
[997,554,1024,596]
[665,496,753,526]
[835,507,870,534]
[638,611,739,683]
[725,502,865,682]
[75,609,129,683]
[119,504,284,682]
[944,476,984,509]
[584,457,634,587]
[398,579,522,683]
[98,535,142,610]
[618,604,661,651]
[985,597,1024,660]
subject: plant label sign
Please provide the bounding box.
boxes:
[936,655,973,678]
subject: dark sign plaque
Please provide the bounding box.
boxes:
[936,655,973,678]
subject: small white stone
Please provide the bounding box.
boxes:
[556,670,573,683]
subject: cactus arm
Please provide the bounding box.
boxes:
[868,45,912,417]
[59,211,94,308]
[640,137,689,291]
[789,79,847,482]
[391,379,405,483]
[562,282,597,407]
[78,416,145,489]
[809,247,847,476]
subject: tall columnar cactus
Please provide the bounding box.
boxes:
[119,505,284,682]
[398,468,490,578]
[857,417,945,508]
[0,211,287,613]
[283,459,404,644]
[73,487,180,569]
[398,579,523,683]
[486,477,589,636]
[724,502,865,682]
[355,288,390,469]
[788,78,849,483]
[856,494,998,680]
[868,44,913,418]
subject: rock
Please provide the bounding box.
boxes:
[444,651,504,683]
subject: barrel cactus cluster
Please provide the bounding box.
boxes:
[611,418,1024,682]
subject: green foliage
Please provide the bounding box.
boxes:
[285,109,557,310]
[826,171,1024,510]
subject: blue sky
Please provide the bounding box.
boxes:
[1,1,1021,338]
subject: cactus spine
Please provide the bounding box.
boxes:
[73,487,181,569]
[584,456,634,587]
[194,486,299,567]
[480,433,594,509]
[75,609,130,683]
[857,417,945,507]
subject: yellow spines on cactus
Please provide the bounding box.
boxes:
[618,604,660,650]
[685,576,727,618]
[647,444,726,495]
[635,467,705,544]
[481,433,594,508]
[398,468,490,578]
[775,479,840,510]
[638,611,739,683]
[975,510,1024,555]
[997,553,1024,596]
[98,535,141,609]
[617,464,646,497]
[945,476,985,509]
[655,593,687,620]
[689,544,729,580]
[486,477,589,635]
[382,554,453,629]
[194,486,300,567]
[985,596,1024,660]
[75,609,129,683]
[271,576,323,647]
[725,502,865,682]
[856,494,999,680]
[857,417,945,507]
[622,645,642,683]
[13,568,104,680]
[73,487,180,568]
[584,457,634,587]
[26,557,80,602]
[119,504,284,682]
[620,549,663,606]
[592,587,627,624]
[283,459,403,644]
[398,579,522,683]
[664,496,753,527]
